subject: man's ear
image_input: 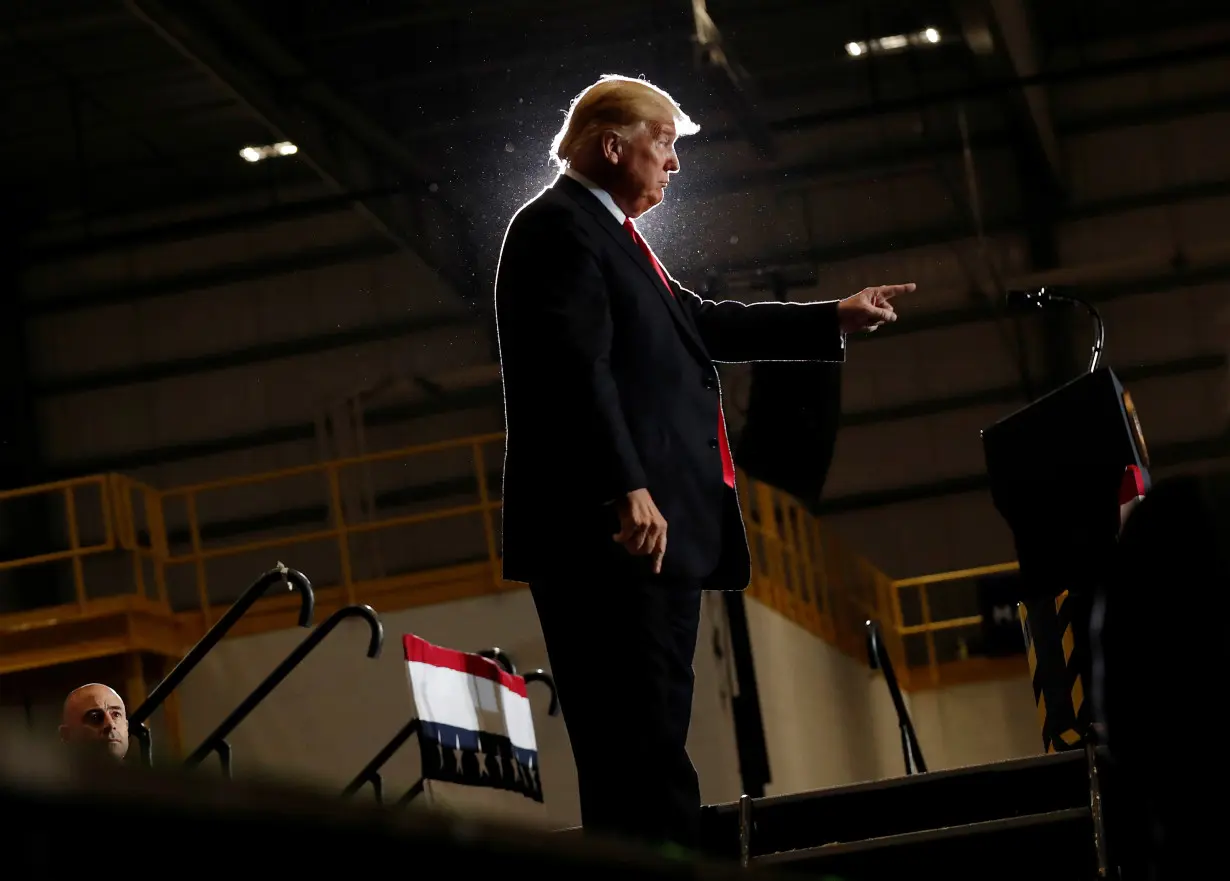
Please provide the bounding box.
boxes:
[600,130,622,165]
[58,724,70,744]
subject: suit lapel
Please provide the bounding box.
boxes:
[555,176,709,358]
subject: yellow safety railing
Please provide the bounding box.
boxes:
[0,473,165,613]
[156,432,505,626]
[891,562,1023,687]
[0,433,1025,690]
[732,479,1025,689]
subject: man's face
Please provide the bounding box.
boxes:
[611,120,679,218]
[60,684,129,760]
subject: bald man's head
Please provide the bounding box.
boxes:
[60,684,128,760]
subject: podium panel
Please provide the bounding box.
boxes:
[982,368,1150,598]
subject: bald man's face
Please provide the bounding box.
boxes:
[60,685,128,759]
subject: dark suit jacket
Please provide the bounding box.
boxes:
[495,175,846,590]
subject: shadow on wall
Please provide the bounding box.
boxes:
[173,589,743,828]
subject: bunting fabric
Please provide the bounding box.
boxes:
[403,634,543,802]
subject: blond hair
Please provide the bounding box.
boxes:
[551,75,699,168]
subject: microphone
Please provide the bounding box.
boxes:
[1005,287,1070,310]
[1005,286,1106,375]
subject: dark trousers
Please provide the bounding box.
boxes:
[530,574,703,848]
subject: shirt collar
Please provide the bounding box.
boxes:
[563,167,627,225]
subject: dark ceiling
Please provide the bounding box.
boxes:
[5,0,1230,310]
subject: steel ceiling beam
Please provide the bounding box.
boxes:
[951,0,1063,191]
[691,0,776,158]
[123,0,486,318]
[706,172,1230,281]
[378,33,1230,148]
[291,0,611,40]
[769,34,1230,135]
[950,0,1072,399]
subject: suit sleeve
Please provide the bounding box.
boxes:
[499,209,648,503]
[674,284,848,364]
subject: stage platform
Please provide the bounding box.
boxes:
[699,750,1107,879]
[555,751,1108,877]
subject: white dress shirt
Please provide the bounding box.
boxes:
[564,167,627,225]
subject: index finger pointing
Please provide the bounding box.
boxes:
[878,283,916,299]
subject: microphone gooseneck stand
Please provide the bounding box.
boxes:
[1006,286,1105,375]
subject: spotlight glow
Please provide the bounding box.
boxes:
[847,28,943,58]
[238,141,299,163]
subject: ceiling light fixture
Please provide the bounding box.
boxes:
[239,141,299,163]
[846,28,943,59]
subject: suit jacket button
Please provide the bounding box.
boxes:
[703,375,718,389]
[708,437,719,449]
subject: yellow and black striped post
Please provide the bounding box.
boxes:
[1019,589,1094,753]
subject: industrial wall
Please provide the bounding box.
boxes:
[745,599,1040,798]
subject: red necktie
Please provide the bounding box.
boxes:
[625,218,736,489]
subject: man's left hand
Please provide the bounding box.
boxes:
[836,283,915,335]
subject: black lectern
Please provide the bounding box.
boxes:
[982,367,1151,598]
[982,367,1151,753]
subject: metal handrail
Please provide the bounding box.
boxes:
[183,604,383,775]
[866,619,927,775]
[476,647,560,716]
[477,647,515,673]
[0,476,114,581]
[342,717,422,804]
[129,566,315,764]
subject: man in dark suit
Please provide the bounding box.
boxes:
[495,74,912,849]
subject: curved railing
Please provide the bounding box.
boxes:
[866,619,926,774]
[0,432,1024,690]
